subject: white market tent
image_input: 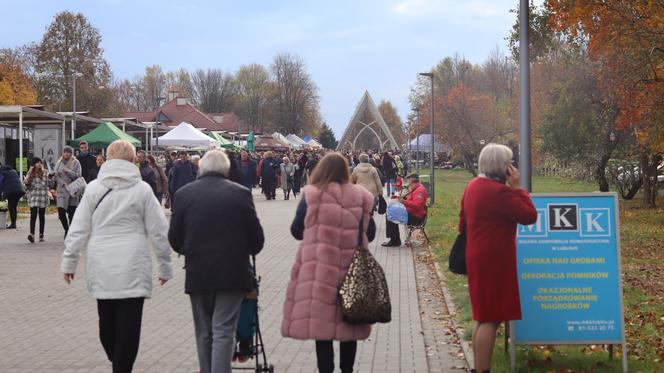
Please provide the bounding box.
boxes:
[272,132,292,149]
[152,122,219,148]
[308,139,323,149]
[287,134,310,149]
[407,134,445,152]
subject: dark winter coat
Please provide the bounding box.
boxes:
[261,157,280,179]
[0,165,25,198]
[239,159,257,189]
[382,154,397,179]
[168,173,264,293]
[168,160,196,195]
[78,153,98,183]
[138,161,157,193]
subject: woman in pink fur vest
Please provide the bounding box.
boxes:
[282,152,377,373]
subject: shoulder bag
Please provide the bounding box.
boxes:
[92,188,113,215]
[65,176,87,197]
[448,207,467,275]
[377,195,387,215]
[339,215,392,324]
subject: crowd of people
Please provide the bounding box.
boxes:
[2,136,534,373]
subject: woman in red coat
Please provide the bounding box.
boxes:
[459,143,537,373]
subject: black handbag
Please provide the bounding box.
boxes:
[448,232,467,275]
[448,204,468,275]
[377,195,387,215]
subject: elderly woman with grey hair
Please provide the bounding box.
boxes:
[280,156,296,200]
[61,140,173,373]
[169,150,264,373]
[459,143,537,373]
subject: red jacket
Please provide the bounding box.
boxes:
[403,182,428,219]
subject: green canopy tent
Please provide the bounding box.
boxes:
[247,131,255,152]
[70,122,141,148]
[208,132,242,152]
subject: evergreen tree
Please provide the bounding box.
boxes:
[318,122,338,149]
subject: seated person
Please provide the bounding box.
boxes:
[382,173,428,247]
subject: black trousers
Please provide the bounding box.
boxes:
[263,177,276,199]
[315,340,357,373]
[29,207,46,235]
[386,213,423,242]
[97,298,145,373]
[58,206,77,235]
[6,192,24,226]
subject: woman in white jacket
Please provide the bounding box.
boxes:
[61,140,173,373]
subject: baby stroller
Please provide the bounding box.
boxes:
[232,256,274,373]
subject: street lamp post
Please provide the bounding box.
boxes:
[419,72,435,204]
[155,97,166,151]
[71,72,83,140]
[412,107,420,173]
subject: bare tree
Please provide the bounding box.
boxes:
[191,68,237,113]
[166,68,194,99]
[236,64,274,133]
[138,65,167,111]
[271,53,321,135]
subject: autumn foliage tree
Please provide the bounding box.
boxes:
[440,83,512,174]
[412,53,516,174]
[546,0,664,206]
[0,49,37,105]
[34,11,114,116]
[377,100,406,145]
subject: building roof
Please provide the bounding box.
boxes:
[254,136,290,151]
[124,98,245,132]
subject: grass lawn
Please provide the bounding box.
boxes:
[427,169,663,372]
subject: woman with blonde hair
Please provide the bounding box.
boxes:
[460,143,537,373]
[61,140,173,373]
[282,152,377,373]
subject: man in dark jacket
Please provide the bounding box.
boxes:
[260,151,279,200]
[165,151,177,177]
[168,150,264,373]
[136,150,157,193]
[304,154,319,184]
[0,163,26,229]
[77,141,98,183]
[238,150,256,190]
[168,152,196,207]
[382,152,397,196]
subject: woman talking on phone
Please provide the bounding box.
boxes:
[459,143,537,373]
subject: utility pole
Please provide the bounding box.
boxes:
[72,72,77,140]
[419,72,435,204]
[413,107,420,173]
[519,0,532,192]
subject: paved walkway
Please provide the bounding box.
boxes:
[0,188,464,372]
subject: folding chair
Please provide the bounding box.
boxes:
[406,205,430,245]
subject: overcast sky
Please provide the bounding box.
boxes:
[1,0,524,137]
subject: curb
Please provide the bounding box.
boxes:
[427,244,475,369]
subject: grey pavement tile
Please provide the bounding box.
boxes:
[0,188,462,372]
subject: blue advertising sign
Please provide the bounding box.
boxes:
[513,193,625,344]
